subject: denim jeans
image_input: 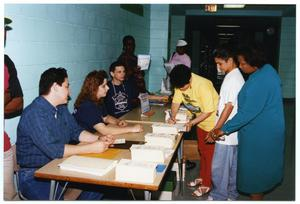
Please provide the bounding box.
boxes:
[209,143,239,200]
[19,168,103,200]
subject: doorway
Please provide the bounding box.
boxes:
[185,16,281,92]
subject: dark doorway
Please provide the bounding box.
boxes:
[185,16,281,92]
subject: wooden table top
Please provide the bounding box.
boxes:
[120,105,169,124]
[34,123,183,191]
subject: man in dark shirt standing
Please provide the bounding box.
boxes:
[117,35,148,94]
[17,67,114,200]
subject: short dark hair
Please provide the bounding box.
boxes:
[213,43,238,65]
[39,67,67,95]
[169,64,191,88]
[109,61,125,74]
[122,35,135,45]
[237,43,267,68]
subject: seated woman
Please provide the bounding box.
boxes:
[105,61,139,118]
[73,70,143,135]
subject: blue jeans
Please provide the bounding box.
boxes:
[19,168,103,200]
[209,143,239,200]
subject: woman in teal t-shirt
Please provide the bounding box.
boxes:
[206,44,285,200]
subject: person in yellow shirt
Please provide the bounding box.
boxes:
[168,64,218,197]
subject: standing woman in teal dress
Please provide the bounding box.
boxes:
[205,44,285,200]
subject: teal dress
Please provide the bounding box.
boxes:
[222,64,285,194]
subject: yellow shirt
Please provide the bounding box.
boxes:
[172,73,219,131]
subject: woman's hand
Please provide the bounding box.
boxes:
[118,119,127,127]
[130,124,144,133]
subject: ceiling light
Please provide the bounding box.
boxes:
[224,4,245,9]
[218,37,231,40]
[218,33,235,36]
[216,25,240,28]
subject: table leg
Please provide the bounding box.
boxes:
[144,190,152,200]
[177,139,184,196]
[49,180,57,200]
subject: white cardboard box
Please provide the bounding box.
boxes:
[115,159,157,183]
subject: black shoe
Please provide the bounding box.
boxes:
[185,160,196,170]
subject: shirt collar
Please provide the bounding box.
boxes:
[36,96,58,115]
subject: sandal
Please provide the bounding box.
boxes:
[187,178,203,187]
[192,186,210,197]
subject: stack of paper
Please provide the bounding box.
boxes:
[58,155,117,176]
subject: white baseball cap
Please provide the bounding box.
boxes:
[176,39,187,47]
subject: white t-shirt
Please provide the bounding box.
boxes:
[216,68,245,145]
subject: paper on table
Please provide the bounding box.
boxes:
[59,155,118,176]
[138,54,151,70]
[80,148,120,159]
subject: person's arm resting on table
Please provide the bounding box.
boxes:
[103,115,128,127]
[94,118,143,136]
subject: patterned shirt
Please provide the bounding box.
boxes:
[105,80,139,118]
[172,73,219,131]
[17,96,83,168]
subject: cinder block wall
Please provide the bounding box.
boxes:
[4,4,151,144]
[278,17,295,98]
[169,15,186,59]
[148,5,169,92]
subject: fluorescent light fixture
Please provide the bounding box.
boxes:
[218,33,235,36]
[216,25,241,28]
[224,4,245,9]
[218,37,231,40]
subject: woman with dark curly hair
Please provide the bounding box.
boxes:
[205,43,285,200]
[74,70,143,135]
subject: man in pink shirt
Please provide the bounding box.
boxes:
[169,39,191,68]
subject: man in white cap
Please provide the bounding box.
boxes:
[169,39,191,68]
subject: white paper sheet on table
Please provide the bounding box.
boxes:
[58,155,118,176]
